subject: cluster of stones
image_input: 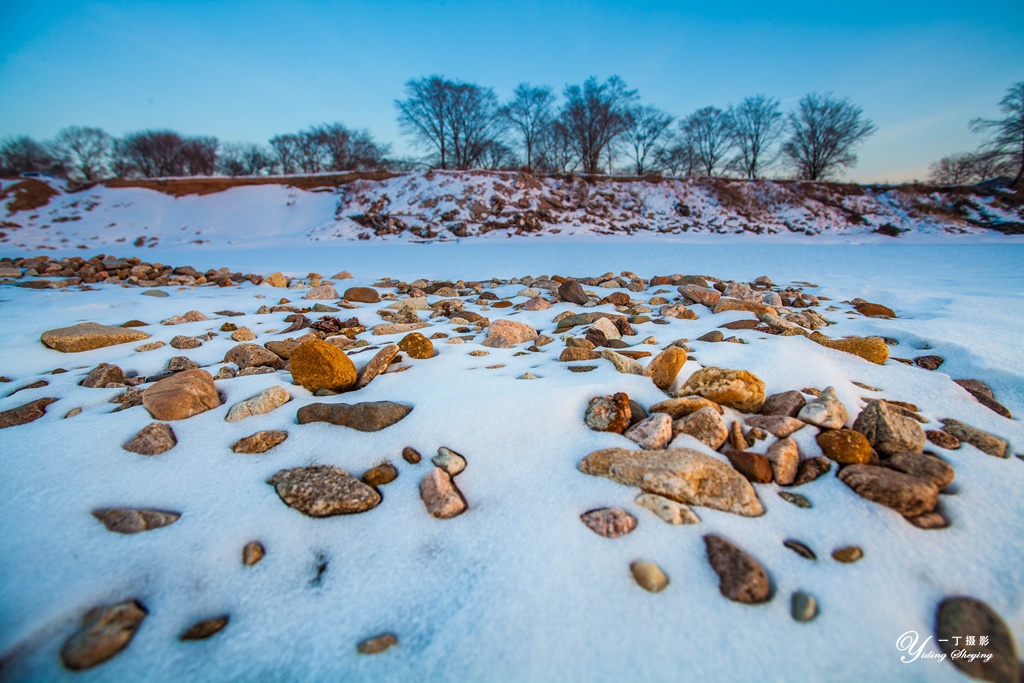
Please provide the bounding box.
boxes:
[2,261,1018,677]
[0,255,267,288]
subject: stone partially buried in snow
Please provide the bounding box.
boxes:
[817,429,872,465]
[939,418,1008,458]
[420,467,467,519]
[482,319,538,348]
[61,600,148,671]
[267,465,381,517]
[225,386,291,422]
[852,400,925,456]
[584,393,631,433]
[704,534,771,604]
[837,465,938,517]
[93,508,180,534]
[232,430,288,454]
[343,286,380,303]
[224,343,285,370]
[290,340,357,393]
[643,346,688,391]
[672,406,728,450]
[624,412,673,449]
[936,597,1020,683]
[123,422,177,455]
[41,322,150,353]
[0,397,58,429]
[580,508,637,539]
[297,401,412,431]
[797,386,848,429]
[398,332,434,359]
[579,447,763,516]
[810,332,889,365]
[678,366,765,413]
[303,284,339,300]
[142,369,221,421]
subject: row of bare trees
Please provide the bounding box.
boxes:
[929,81,1024,187]
[395,75,877,180]
[0,123,391,181]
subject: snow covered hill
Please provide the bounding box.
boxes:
[2,171,1022,252]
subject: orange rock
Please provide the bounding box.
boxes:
[290,340,357,392]
[141,369,220,420]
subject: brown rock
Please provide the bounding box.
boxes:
[420,467,467,519]
[854,301,896,318]
[225,386,291,422]
[0,397,58,429]
[363,463,399,487]
[93,508,180,534]
[560,347,600,362]
[925,429,960,450]
[914,355,944,370]
[624,412,673,449]
[704,535,771,604]
[817,429,872,465]
[169,335,201,350]
[224,343,285,370]
[161,310,208,325]
[831,546,863,563]
[558,280,589,305]
[263,272,288,287]
[936,597,1020,683]
[41,322,150,353]
[649,396,722,419]
[580,508,637,539]
[123,422,177,455]
[398,332,434,359]
[579,447,763,516]
[744,414,805,438]
[884,451,955,489]
[797,387,848,429]
[584,393,631,433]
[483,319,538,348]
[679,366,766,413]
[810,333,889,364]
[726,450,774,484]
[296,401,412,431]
[343,286,380,303]
[792,457,832,486]
[837,465,939,516]
[242,541,265,566]
[954,379,1012,419]
[142,369,220,420]
[630,561,669,592]
[853,400,926,456]
[230,327,256,342]
[939,418,1007,458]
[402,446,422,464]
[303,284,339,300]
[643,346,688,391]
[712,298,777,317]
[180,615,229,641]
[232,430,288,454]
[761,390,807,417]
[357,633,398,655]
[61,600,148,671]
[290,340,357,392]
[264,333,319,360]
[356,344,400,389]
[82,363,125,388]
[267,465,381,516]
[766,437,800,485]
[672,406,728,450]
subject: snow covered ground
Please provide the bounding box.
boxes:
[1,234,1022,682]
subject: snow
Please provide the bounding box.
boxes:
[1,197,1023,681]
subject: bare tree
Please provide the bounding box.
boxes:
[656,131,698,177]
[219,142,275,177]
[557,76,638,174]
[480,140,516,170]
[970,81,1024,187]
[396,76,452,169]
[0,135,61,177]
[50,126,111,180]
[500,84,555,170]
[782,93,875,180]
[620,105,674,174]
[534,124,577,174]
[179,136,218,176]
[269,134,300,174]
[681,106,734,177]
[730,95,784,179]
[117,130,185,177]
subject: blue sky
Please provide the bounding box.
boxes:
[1,0,1021,182]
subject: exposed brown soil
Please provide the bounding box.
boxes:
[1,180,60,214]
[103,171,398,197]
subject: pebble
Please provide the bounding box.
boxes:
[649,396,722,419]
[778,491,812,508]
[60,600,148,671]
[398,332,434,359]
[624,413,673,450]
[725,450,774,484]
[343,286,380,303]
[925,429,960,450]
[267,465,381,516]
[81,363,125,388]
[225,386,291,422]
[634,493,700,524]
[93,508,180,534]
[672,406,728,450]
[0,397,59,429]
[357,633,398,655]
[402,446,422,464]
[884,451,955,489]
[180,615,229,641]
[432,447,467,476]
[231,326,256,342]
[831,546,864,563]
[142,369,221,420]
[580,508,638,538]
[482,319,538,348]
[677,366,766,413]
[161,310,208,325]
[123,422,177,455]
[420,467,467,519]
[224,343,285,370]
[838,465,938,516]
[783,539,816,560]
[939,418,1007,458]
[797,386,848,429]
[765,437,800,484]
[355,344,400,389]
[584,393,632,434]
[817,429,872,465]
[303,284,339,300]
[363,463,399,487]
[242,541,265,565]
[642,346,688,391]
[297,401,412,432]
[704,534,771,604]
[853,399,926,456]
[809,332,889,364]
[41,322,150,353]
[791,592,819,622]
[630,561,669,592]
[600,348,643,374]
[792,457,832,486]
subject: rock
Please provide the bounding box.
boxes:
[761,390,807,417]
[649,396,722,419]
[704,535,771,604]
[224,343,285,370]
[853,400,926,456]
[926,430,961,450]
[560,347,600,362]
[355,344,400,389]
[635,493,700,525]
[885,451,955,489]
[180,615,229,641]
[672,406,728,450]
[838,465,939,516]
[167,356,199,373]
[713,298,777,317]
[783,539,817,560]
[678,367,765,413]
[297,401,412,431]
[580,508,638,538]
[791,592,819,622]
[743,415,805,438]
[522,297,551,311]
[41,322,150,353]
[600,348,643,374]
[398,332,434,359]
[264,334,318,361]
[242,541,265,566]
[483,319,538,348]
[643,346,688,391]
[779,491,812,507]
[161,310,208,325]
[831,546,864,563]
[630,561,669,592]
[432,447,466,476]
[766,437,800,485]
[0,397,58,429]
[420,467,467,518]
[558,280,589,304]
[82,363,125,388]
[169,335,201,350]
[357,633,398,655]
[939,418,1007,458]
[936,597,1020,683]
[792,456,832,486]
[584,393,632,433]
[817,429,872,465]
[267,465,381,516]
[797,386,848,429]
[142,369,220,420]
[679,284,721,306]
[123,422,176,455]
[914,355,944,371]
[303,284,339,300]
[954,379,1012,419]
[231,327,256,342]
[343,286,380,303]
[93,508,180,533]
[402,446,422,464]
[590,316,621,340]
[264,272,288,287]
[232,430,288,454]
[624,413,673,450]
[579,447,764,516]
[60,600,147,671]
[363,463,398,487]
[725,450,774,484]
[225,386,291,422]
[290,340,357,393]
[135,341,166,352]
[372,322,430,336]
[810,333,889,364]
[854,301,896,318]
[906,510,949,529]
